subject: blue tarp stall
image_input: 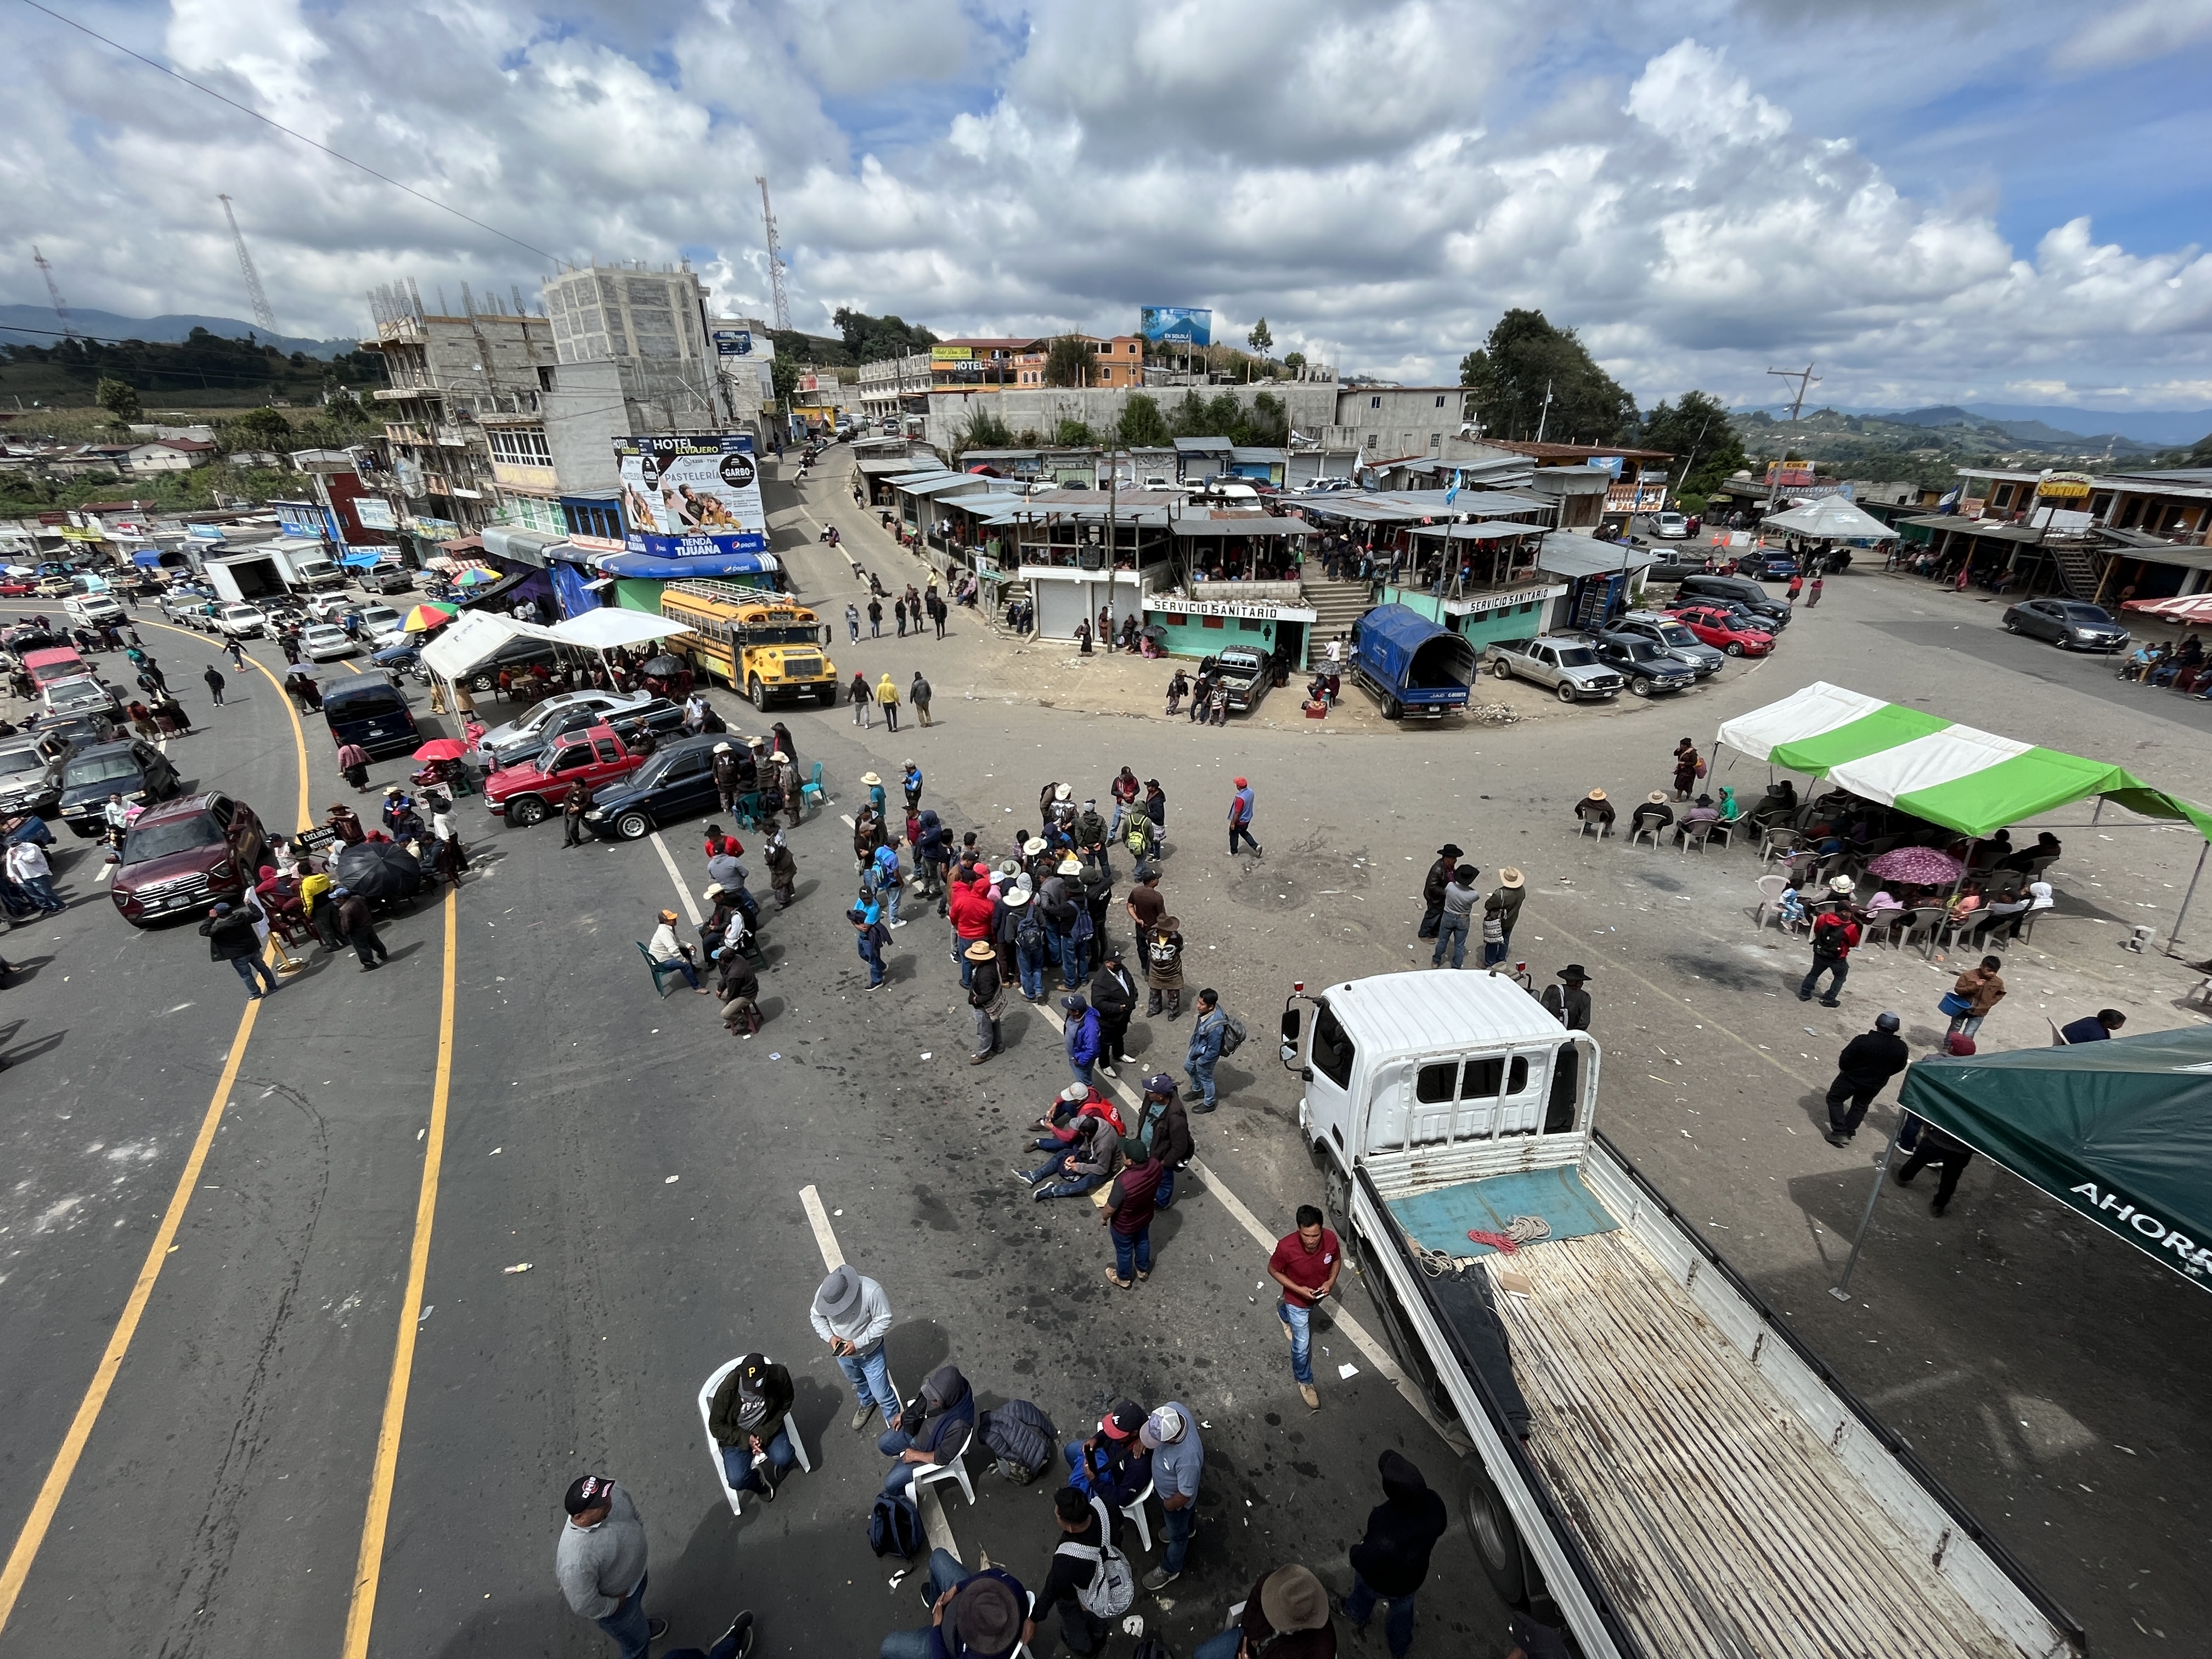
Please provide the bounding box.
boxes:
[337,549,387,568]
[593,551,783,583]
[548,561,604,618]
[132,550,163,568]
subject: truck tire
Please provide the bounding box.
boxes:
[1490,658,1511,680]
[1322,1160,1353,1234]
[1554,682,1578,704]
[749,676,769,712]
[1629,675,1654,698]
[1383,695,1402,720]
[507,795,547,827]
[1459,1458,1530,1606]
[613,809,652,841]
[471,668,499,691]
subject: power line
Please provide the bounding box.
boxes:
[16,0,560,263]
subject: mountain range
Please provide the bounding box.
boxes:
[1735,401,2212,450]
[0,304,355,359]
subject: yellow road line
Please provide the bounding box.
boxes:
[139,622,313,832]
[0,617,313,1638]
[340,881,459,1659]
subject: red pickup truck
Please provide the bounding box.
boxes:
[482,724,645,825]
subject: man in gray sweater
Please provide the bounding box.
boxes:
[811,1264,900,1431]
[557,1475,661,1658]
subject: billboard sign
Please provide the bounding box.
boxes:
[929,346,973,363]
[353,497,398,531]
[713,328,754,357]
[1140,307,1212,348]
[615,434,768,557]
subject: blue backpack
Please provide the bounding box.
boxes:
[868,1491,925,1558]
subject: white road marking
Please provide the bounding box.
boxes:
[839,814,856,830]
[94,862,116,887]
[797,1183,958,1555]
[648,831,703,926]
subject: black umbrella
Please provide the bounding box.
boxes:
[641,653,682,676]
[333,839,424,901]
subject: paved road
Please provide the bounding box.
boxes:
[1,471,2205,1658]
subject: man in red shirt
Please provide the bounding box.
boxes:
[1268,1205,1341,1410]
[1798,895,1861,1008]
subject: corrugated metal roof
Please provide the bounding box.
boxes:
[1229,447,1288,462]
[1321,969,1564,1063]
[1173,437,1232,452]
[896,475,992,498]
[887,469,959,486]
[1538,533,1655,578]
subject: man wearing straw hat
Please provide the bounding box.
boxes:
[1483,868,1525,967]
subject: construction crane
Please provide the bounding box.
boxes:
[755,175,791,332]
[32,246,76,340]
[1762,362,1821,515]
[219,194,280,335]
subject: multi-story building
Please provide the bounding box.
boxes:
[859,352,932,429]
[1007,335,1147,388]
[357,283,558,542]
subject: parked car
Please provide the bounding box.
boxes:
[363,565,416,596]
[1588,630,1702,697]
[1753,552,1799,581]
[474,689,651,769]
[300,623,357,662]
[1211,646,1272,715]
[1642,554,1714,584]
[1667,603,1777,657]
[1484,637,1626,703]
[584,735,725,840]
[159,591,218,629]
[42,676,125,724]
[2001,597,2130,652]
[483,724,647,826]
[110,791,269,926]
[32,710,121,748]
[304,592,352,623]
[321,676,420,758]
[1650,511,1691,539]
[1610,610,1725,678]
[0,578,35,598]
[448,637,565,695]
[0,739,70,821]
[56,738,181,836]
[214,603,269,640]
[349,604,404,646]
[1677,573,1790,627]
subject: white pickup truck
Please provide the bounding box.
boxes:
[1278,970,2080,1659]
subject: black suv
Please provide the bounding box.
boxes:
[1589,631,1701,697]
[1677,573,1790,628]
[57,739,182,835]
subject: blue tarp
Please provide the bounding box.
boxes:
[338,549,387,568]
[132,550,164,568]
[591,551,782,580]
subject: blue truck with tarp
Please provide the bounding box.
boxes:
[1347,603,1478,719]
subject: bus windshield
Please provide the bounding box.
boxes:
[740,625,821,645]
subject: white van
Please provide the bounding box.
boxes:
[63,594,127,629]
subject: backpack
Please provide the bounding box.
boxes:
[1015,906,1047,950]
[868,1491,925,1558]
[1218,1011,1248,1056]
[979,1398,1057,1482]
[1057,1494,1137,1618]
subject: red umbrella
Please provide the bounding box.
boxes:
[2123,595,2212,622]
[414,738,472,762]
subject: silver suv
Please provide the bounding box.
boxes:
[1486,636,1626,703]
[1610,610,1725,678]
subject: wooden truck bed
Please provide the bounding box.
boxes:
[1489,1226,2016,1659]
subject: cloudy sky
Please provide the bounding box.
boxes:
[5,0,2212,412]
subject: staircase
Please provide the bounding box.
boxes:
[2048,541,2107,602]
[1302,574,1377,645]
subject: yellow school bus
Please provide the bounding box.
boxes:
[660,580,840,710]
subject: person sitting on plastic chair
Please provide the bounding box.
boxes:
[881,1365,975,1496]
[708,1355,798,1502]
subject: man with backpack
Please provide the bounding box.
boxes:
[1184,988,1232,1112]
[1798,902,1861,1008]
[1009,887,1048,1002]
[1037,1485,1135,1657]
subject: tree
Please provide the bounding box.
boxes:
[1115,393,1170,448]
[1243,391,1290,448]
[219,406,295,453]
[832,307,938,362]
[1053,418,1097,447]
[1246,318,1272,371]
[323,388,368,427]
[1638,391,1747,500]
[1042,336,1092,388]
[1458,309,1638,444]
[770,354,802,408]
[1283,351,1306,375]
[955,408,1015,456]
[94,377,140,421]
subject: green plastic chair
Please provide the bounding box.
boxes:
[636,941,688,997]
[798,761,826,812]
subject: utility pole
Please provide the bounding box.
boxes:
[32,246,76,340]
[755,176,791,332]
[1762,363,1820,516]
[220,195,279,334]
[1533,379,1555,444]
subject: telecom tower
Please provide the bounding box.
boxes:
[755,176,791,331]
[219,194,280,335]
[31,246,76,340]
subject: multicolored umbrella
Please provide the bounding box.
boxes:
[401,602,459,633]
[1866,845,1965,885]
[455,567,500,588]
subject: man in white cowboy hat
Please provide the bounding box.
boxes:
[710,740,752,815]
[966,939,1005,1063]
[1483,868,1525,967]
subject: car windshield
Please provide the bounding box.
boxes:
[2062,606,2114,623]
[122,814,221,862]
[64,751,143,787]
[1651,624,1699,647]
[47,682,108,706]
[0,748,46,778]
[1554,647,1598,667]
[1620,641,1664,661]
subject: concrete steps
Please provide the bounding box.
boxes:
[1301,574,1376,645]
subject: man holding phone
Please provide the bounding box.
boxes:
[1268,1205,1342,1410]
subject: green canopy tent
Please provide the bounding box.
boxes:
[1715,681,2212,952]
[1832,1028,2212,1300]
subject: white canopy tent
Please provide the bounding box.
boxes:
[548,610,697,651]
[420,610,564,679]
[1760,496,1899,541]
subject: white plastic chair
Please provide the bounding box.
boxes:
[1753,874,1788,929]
[2047,1018,2070,1047]
[697,1355,813,1516]
[911,1422,977,1508]
[1119,1477,1157,1551]
[1629,819,1663,851]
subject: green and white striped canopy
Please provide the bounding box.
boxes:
[1716,681,2212,840]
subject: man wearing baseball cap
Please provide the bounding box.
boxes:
[1063,1400,1152,1508]
[1139,1403,1204,1590]
[1228,777,1261,859]
[556,1474,665,1658]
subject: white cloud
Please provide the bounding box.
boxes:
[1,0,2208,413]
[2059,0,2212,71]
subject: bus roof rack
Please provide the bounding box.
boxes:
[665,578,785,607]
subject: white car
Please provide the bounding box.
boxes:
[472,689,648,762]
[304,592,351,623]
[215,603,269,639]
[301,623,356,661]
[1651,511,1690,539]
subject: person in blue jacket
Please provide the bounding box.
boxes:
[1062,993,1101,1088]
[1184,988,1228,1113]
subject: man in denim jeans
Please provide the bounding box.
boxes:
[1431,864,1480,971]
[810,1265,899,1431]
[1138,1403,1203,1591]
[1342,1451,1449,1656]
[1268,1205,1341,1410]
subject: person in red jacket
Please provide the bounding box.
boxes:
[1798,904,1860,1007]
[948,867,995,989]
